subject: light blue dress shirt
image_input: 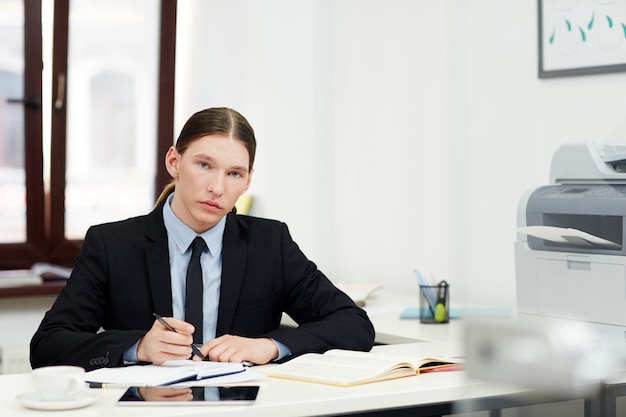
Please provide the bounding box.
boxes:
[123,193,289,363]
[163,193,223,341]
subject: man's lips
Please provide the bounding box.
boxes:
[201,200,222,211]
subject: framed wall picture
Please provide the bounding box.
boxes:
[538,0,626,78]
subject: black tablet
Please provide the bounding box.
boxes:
[117,385,259,405]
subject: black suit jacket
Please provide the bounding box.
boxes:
[30,203,375,370]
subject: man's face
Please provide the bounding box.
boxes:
[165,134,252,233]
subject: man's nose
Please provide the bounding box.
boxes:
[207,173,224,195]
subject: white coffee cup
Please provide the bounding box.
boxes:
[32,365,85,401]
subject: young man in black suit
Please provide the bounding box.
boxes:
[30,107,375,371]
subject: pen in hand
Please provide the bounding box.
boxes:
[152,313,205,360]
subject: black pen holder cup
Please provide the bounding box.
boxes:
[419,284,449,324]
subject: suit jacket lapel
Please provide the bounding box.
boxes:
[145,201,174,317]
[216,213,247,335]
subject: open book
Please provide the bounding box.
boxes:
[85,360,245,386]
[266,349,463,387]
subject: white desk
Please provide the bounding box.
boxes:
[0,290,559,417]
[1,344,534,417]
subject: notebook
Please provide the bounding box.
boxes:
[85,360,245,386]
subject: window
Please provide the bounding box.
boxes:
[0,0,176,269]
[0,1,30,244]
[63,0,161,239]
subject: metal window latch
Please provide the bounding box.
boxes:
[6,94,41,109]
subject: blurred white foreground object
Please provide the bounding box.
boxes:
[465,316,624,397]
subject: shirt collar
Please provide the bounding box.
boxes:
[163,193,226,256]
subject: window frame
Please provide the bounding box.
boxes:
[1,0,45,270]
[0,0,177,270]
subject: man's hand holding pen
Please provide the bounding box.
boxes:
[136,315,198,364]
[153,314,205,360]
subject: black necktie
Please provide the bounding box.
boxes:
[185,236,206,345]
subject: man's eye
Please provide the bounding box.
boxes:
[229,172,241,178]
[199,162,209,169]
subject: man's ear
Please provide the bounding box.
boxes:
[244,168,254,191]
[165,146,180,179]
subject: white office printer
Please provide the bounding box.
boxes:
[515,142,626,352]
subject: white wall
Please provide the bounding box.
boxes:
[175,0,626,309]
[0,297,56,349]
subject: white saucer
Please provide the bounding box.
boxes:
[16,390,99,410]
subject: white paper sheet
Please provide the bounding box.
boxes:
[517,226,621,249]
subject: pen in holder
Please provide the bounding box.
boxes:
[419,281,449,324]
